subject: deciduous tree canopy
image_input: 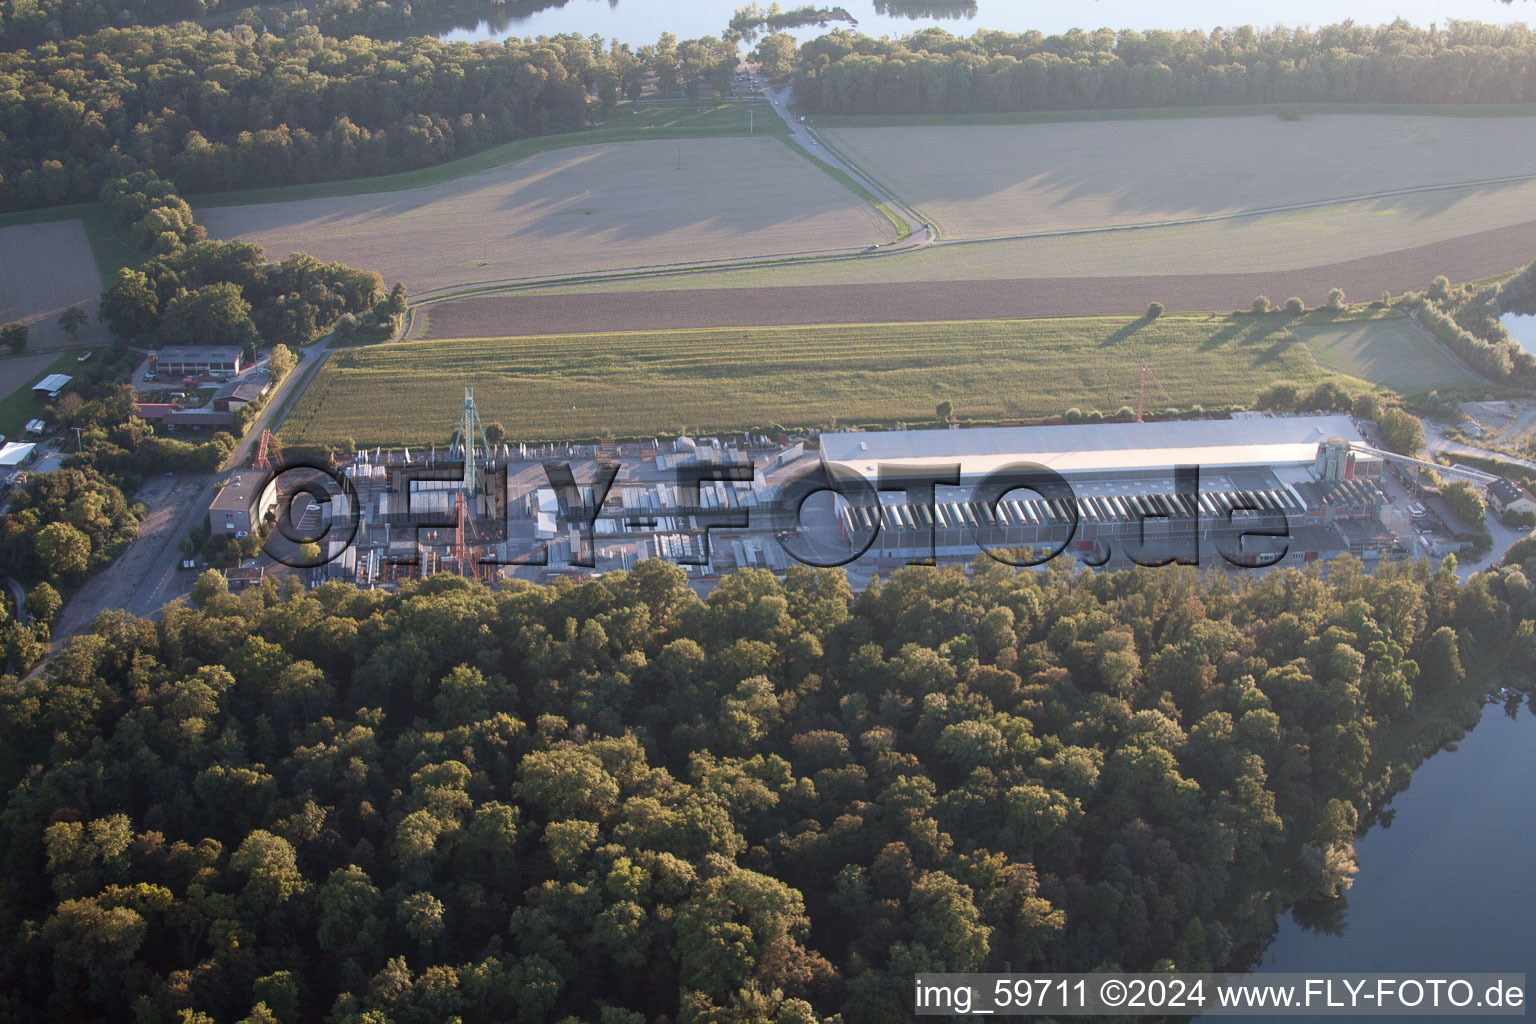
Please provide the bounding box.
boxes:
[793,21,1536,115]
[0,555,1528,1022]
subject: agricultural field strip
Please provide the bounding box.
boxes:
[0,220,108,351]
[397,171,1536,310]
[820,116,1536,240]
[280,314,1452,446]
[399,173,1536,317]
[200,136,892,295]
[919,170,1536,246]
[1290,318,1485,392]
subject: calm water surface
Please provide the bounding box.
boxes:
[440,0,1526,47]
[1256,703,1536,974]
[1501,313,1536,354]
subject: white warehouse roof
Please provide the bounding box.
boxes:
[0,441,37,467]
[821,414,1363,480]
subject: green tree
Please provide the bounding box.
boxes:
[98,269,159,341]
[27,581,63,626]
[58,306,89,340]
[159,282,259,350]
[1145,301,1164,319]
[1326,287,1347,312]
[0,321,27,353]
[268,343,297,385]
[190,568,228,607]
[1378,408,1424,456]
[35,521,91,579]
[752,32,798,82]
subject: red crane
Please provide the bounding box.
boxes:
[1136,358,1172,423]
[253,429,276,470]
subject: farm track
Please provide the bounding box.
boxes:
[414,217,1536,338]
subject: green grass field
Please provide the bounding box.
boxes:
[0,350,80,439]
[187,102,785,209]
[280,313,1346,446]
[1292,315,1484,392]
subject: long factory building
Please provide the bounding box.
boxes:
[818,414,1392,567]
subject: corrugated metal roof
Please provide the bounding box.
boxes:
[823,415,1360,478]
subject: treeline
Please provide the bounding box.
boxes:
[0,27,601,210]
[729,4,857,43]
[0,556,1530,1021]
[792,21,1536,115]
[874,0,977,16]
[1409,261,1536,386]
[0,25,747,211]
[0,0,575,50]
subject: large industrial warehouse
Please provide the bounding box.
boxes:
[818,414,1394,568]
[294,412,1410,584]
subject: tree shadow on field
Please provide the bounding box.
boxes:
[1256,329,1304,365]
[1101,317,1150,346]
[1197,317,1246,351]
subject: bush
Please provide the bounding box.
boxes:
[1326,288,1347,312]
[1064,407,1083,424]
[1284,297,1305,315]
[1252,296,1271,314]
[1353,393,1381,420]
[1442,480,1487,527]
[0,322,27,354]
[1116,405,1136,421]
[1145,301,1164,319]
[1255,381,1301,412]
[1085,409,1105,423]
[1378,407,1425,456]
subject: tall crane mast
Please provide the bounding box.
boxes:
[1137,358,1172,423]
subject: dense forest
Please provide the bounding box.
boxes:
[0,24,744,209]
[0,27,620,209]
[1,553,1531,1022]
[792,21,1536,114]
[0,0,584,50]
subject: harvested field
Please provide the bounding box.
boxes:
[0,220,107,351]
[1293,317,1483,392]
[201,137,890,293]
[822,115,1536,239]
[412,218,1536,337]
[474,196,1536,302]
[283,314,1342,445]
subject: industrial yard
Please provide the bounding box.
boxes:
[250,398,1507,595]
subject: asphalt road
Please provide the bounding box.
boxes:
[48,340,336,645]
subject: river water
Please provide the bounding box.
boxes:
[1501,313,1536,355]
[1254,700,1535,975]
[440,0,1527,47]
